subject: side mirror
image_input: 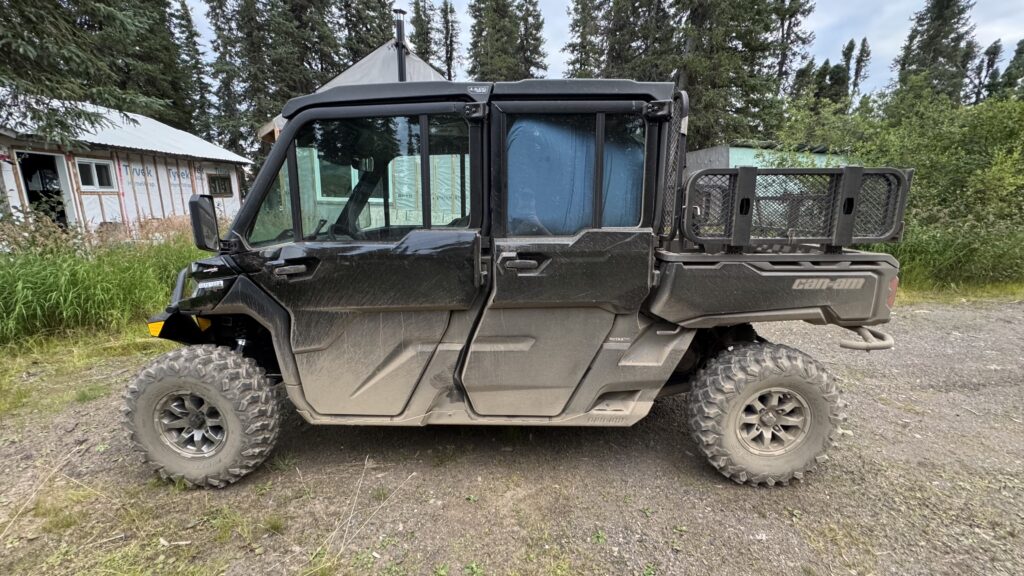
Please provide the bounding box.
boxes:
[189,194,220,252]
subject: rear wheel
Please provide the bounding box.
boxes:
[123,345,280,488]
[687,343,843,486]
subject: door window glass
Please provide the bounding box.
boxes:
[602,114,645,227]
[428,115,472,227]
[293,116,474,241]
[294,116,421,241]
[506,114,595,236]
[247,163,292,246]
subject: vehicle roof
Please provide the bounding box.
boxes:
[281,79,675,119]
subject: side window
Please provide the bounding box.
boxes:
[602,115,645,227]
[247,163,292,247]
[507,114,595,236]
[294,116,421,239]
[428,115,472,227]
[506,112,645,236]
[291,114,472,241]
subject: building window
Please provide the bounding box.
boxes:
[77,159,116,192]
[208,174,233,198]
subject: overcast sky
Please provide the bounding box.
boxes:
[186,0,1023,93]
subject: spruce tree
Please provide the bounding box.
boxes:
[840,39,856,72]
[516,0,548,78]
[1000,40,1024,97]
[823,60,850,104]
[771,0,815,92]
[789,58,817,98]
[289,0,346,86]
[965,39,1002,104]
[811,58,831,100]
[467,0,520,81]
[410,0,439,67]
[234,0,275,156]
[265,0,309,100]
[341,0,394,63]
[170,0,212,137]
[604,0,675,81]
[895,0,978,101]
[205,0,246,155]
[674,0,782,147]
[852,38,871,95]
[439,0,460,80]
[563,0,606,79]
[0,0,165,145]
[108,0,192,130]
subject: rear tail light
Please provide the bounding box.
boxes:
[887,277,899,309]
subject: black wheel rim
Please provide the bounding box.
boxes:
[155,392,226,457]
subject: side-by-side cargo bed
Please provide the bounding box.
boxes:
[648,250,899,328]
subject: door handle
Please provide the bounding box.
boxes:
[504,259,539,270]
[271,264,308,276]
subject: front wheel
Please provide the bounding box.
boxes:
[123,345,280,488]
[687,343,844,486]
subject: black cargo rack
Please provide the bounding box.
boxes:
[680,166,911,250]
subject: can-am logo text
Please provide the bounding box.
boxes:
[792,278,866,290]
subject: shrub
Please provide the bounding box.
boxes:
[774,82,1024,287]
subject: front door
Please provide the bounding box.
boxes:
[234,105,482,416]
[461,105,657,417]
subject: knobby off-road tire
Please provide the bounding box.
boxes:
[123,345,280,488]
[687,343,844,486]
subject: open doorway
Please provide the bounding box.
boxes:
[17,151,70,227]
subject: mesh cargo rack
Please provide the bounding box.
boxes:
[680,166,911,250]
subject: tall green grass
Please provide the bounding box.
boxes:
[873,221,1024,289]
[0,215,201,345]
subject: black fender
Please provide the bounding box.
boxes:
[205,275,301,388]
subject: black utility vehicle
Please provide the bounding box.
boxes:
[125,80,910,487]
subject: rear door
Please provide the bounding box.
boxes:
[233,102,484,416]
[460,102,660,417]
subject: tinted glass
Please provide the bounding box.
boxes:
[506,114,595,236]
[428,115,471,227]
[602,114,645,227]
[247,163,292,247]
[294,117,422,241]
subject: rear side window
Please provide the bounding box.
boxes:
[506,112,645,236]
[507,114,595,236]
[602,114,645,227]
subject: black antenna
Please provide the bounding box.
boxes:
[393,8,407,82]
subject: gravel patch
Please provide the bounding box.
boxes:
[1,301,1022,575]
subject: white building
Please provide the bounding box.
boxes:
[0,106,250,233]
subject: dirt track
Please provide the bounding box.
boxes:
[1,301,1023,575]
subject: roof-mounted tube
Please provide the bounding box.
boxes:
[393,8,407,82]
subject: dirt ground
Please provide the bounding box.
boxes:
[1,301,1022,576]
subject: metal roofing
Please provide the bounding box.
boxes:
[76,108,251,164]
[1,104,250,164]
